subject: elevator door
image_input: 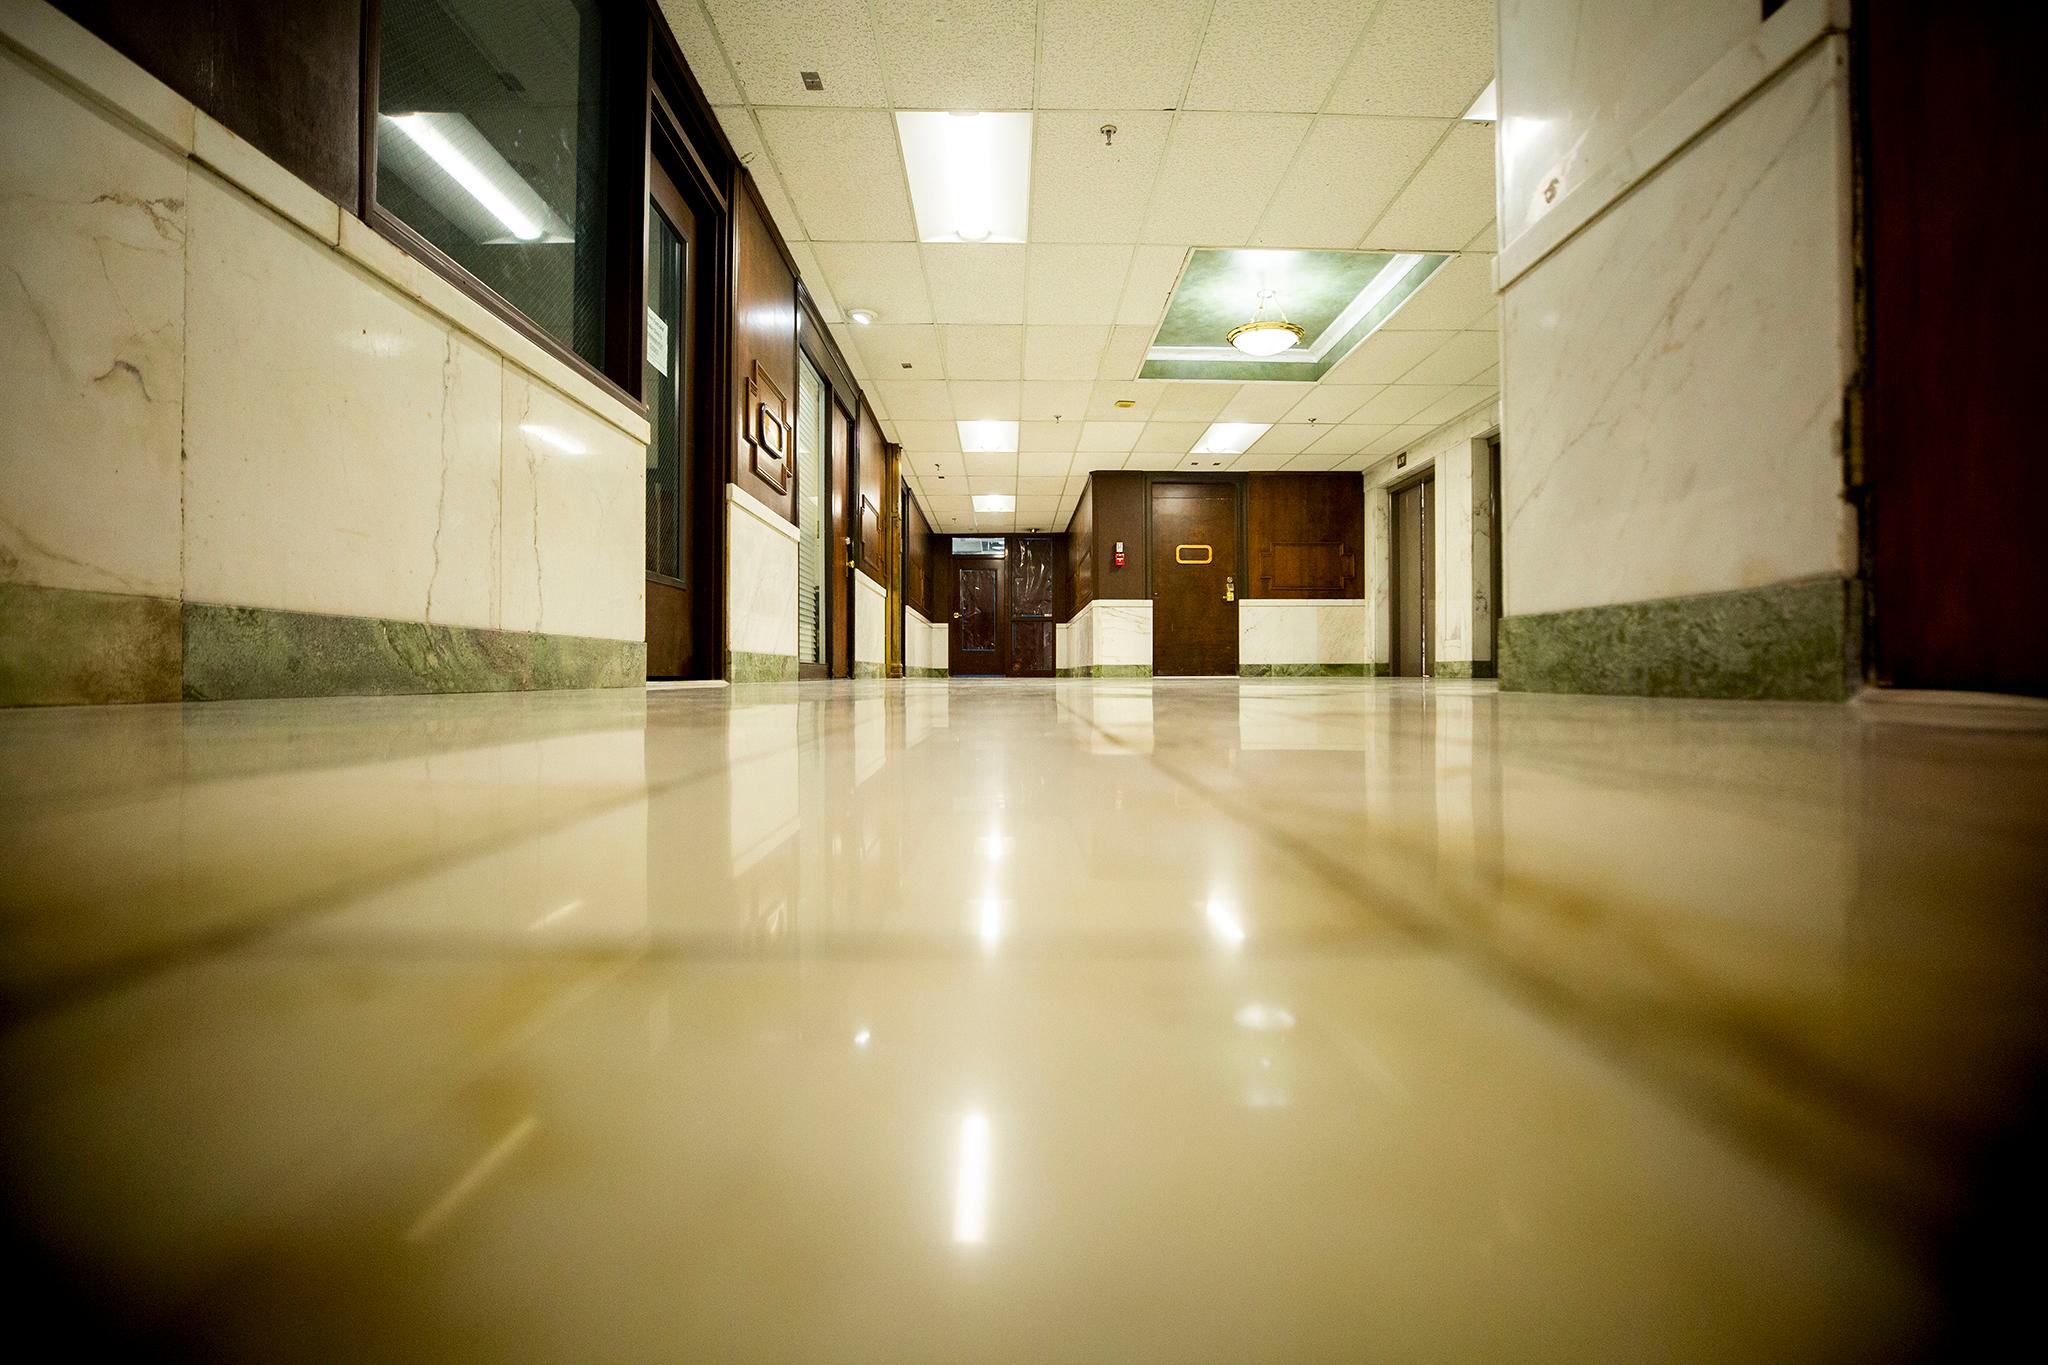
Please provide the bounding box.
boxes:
[644,163,700,678]
[1392,475,1433,677]
[1151,482,1240,677]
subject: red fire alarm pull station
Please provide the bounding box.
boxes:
[1114,541,1126,567]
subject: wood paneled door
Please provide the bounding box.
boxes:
[949,552,1006,675]
[1151,482,1241,677]
[643,158,705,678]
[1391,474,1433,677]
[1006,536,1057,676]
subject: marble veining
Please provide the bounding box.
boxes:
[853,568,887,668]
[725,486,798,667]
[1239,600,1368,669]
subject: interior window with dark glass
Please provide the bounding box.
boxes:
[375,0,608,368]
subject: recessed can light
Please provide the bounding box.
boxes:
[847,307,877,325]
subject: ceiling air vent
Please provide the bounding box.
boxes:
[800,70,824,91]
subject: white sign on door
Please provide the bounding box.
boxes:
[646,309,671,376]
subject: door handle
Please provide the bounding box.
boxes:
[952,611,961,619]
[1224,575,1235,603]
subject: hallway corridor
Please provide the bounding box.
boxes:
[3,678,2043,1360]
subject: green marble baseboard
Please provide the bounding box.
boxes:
[1500,575,1856,701]
[185,604,644,700]
[1239,663,1369,678]
[907,667,948,678]
[726,650,799,683]
[853,661,884,679]
[0,582,182,706]
[1366,662,1393,678]
[1431,661,1498,681]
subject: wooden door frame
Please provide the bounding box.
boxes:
[948,548,1009,675]
[1146,477,1247,677]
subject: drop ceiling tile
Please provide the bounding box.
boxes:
[1364,422,1439,456]
[1324,0,1495,118]
[1117,244,1190,327]
[1464,220,1499,253]
[1017,476,1069,496]
[715,108,806,243]
[1306,422,1393,455]
[1085,380,1158,420]
[1015,494,1063,516]
[1062,473,1091,494]
[1469,302,1500,332]
[1149,382,1238,421]
[1122,453,1184,470]
[1073,452,1131,472]
[920,244,1028,324]
[814,243,932,324]
[1024,325,1111,381]
[872,379,954,420]
[1135,421,1211,453]
[827,321,872,378]
[1026,244,1134,324]
[1036,0,1212,109]
[1019,452,1076,477]
[1410,384,1497,428]
[1237,451,1301,470]
[1334,452,1380,471]
[1247,424,1320,455]
[755,108,915,242]
[916,452,967,478]
[1361,122,1496,252]
[949,380,1023,418]
[1077,421,1142,452]
[1471,363,1498,386]
[926,493,974,512]
[1183,0,1378,113]
[1177,454,1237,471]
[1030,110,1174,243]
[657,1,742,105]
[869,0,1036,109]
[1249,116,1447,248]
[1219,383,1315,422]
[703,0,890,106]
[1096,324,1153,382]
[1320,330,1454,384]
[893,419,962,452]
[851,323,944,376]
[1021,381,1095,420]
[965,449,1019,477]
[940,325,1025,380]
[1020,420,1080,452]
[787,242,840,320]
[968,474,1018,495]
[1350,384,1454,426]
[1399,331,1499,386]
[1282,451,1354,471]
[1280,384,1381,425]
[1382,253,1497,330]
[1142,112,1312,245]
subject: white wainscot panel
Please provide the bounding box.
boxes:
[1318,603,1368,665]
[853,570,886,665]
[183,170,504,626]
[1090,600,1152,668]
[500,366,643,641]
[725,489,798,660]
[1502,40,1853,617]
[0,48,186,597]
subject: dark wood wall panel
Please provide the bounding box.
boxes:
[1088,472,1150,602]
[1864,3,2047,694]
[854,404,888,582]
[1064,479,1095,618]
[903,497,934,617]
[56,0,363,206]
[1247,474,1363,598]
[731,182,798,522]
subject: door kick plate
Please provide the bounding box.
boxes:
[1175,544,1213,564]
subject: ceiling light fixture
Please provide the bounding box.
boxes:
[895,111,1033,244]
[1192,421,1271,455]
[847,307,877,325]
[385,113,571,244]
[1227,289,1305,357]
[957,419,1019,453]
[1462,79,1498,122]
[972,493,1015,513]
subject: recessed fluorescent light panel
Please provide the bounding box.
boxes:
[972,493,1015,513]
[1461,80,1498,122]
[896,112,1032,244]
[1192,422,1270,455]
[957,419,1019,453]
[383,113,573,243]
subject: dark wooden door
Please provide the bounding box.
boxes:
[827,398,854,677]
[1866,4,2047,695]
[644,162,700,678]
[950,557,1005,675]
[1007,536,1056,676]
[1151,482,1240,677]
[1392,475,1433,677]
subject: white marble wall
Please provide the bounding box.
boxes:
[1239,600,1368,669]
[1055,622,1070,673]
[1,2,651,645]
[1362,400,1500,670]
[726,484,798,662]
[852,568,887,670]
[1499,15,1855,617]
[903,611,947,673]
[1068,599,1153,673]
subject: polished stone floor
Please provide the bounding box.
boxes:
[2,678,2045,1361]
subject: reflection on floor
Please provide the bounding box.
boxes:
[2,678,2045,1361]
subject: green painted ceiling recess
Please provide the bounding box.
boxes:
[1142,248,1449,382]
